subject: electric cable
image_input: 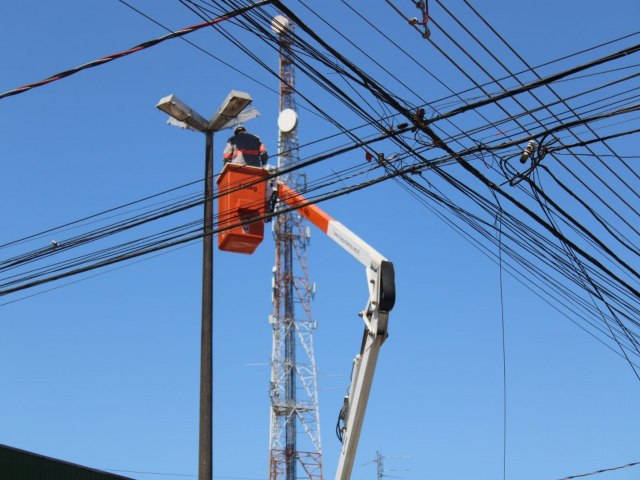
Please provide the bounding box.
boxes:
[5,0,640,359]
[556,460,640,480]
[0,1,272,101]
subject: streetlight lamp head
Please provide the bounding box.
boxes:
[209,90,253,132]
[157,90,258,134]
[156,94,209,132]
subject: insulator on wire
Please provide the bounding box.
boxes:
[519,140,537,164]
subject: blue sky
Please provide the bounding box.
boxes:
[1,1,639,479]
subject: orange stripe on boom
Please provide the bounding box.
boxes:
[277,183,333,233]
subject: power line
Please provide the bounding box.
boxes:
[4,0,640,362]
[0,1,272,101]
[556,460,640,480]
[258,0,640,358]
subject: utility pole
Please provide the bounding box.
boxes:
[199,128,214,480]
[376,451,384,480]
[363,451,406,480]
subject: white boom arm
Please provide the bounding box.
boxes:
[275,183,396,480]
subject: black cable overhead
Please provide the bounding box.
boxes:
[0,1,273,101]
[235,0,640,357]
[3,0,639,365]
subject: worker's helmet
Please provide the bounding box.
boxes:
[234,125,247,135]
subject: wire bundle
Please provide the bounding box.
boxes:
[1,0,639,374]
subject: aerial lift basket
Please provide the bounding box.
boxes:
[216,163,268,254]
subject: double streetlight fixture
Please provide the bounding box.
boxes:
[156,91,259,480]
[157,90,258,133]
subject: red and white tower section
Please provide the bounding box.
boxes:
[268,14,323,480]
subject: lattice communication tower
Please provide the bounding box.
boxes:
[268,14,323,480]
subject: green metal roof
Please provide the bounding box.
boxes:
[0,444,133,480]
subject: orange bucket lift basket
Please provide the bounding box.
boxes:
[216,163,268,254]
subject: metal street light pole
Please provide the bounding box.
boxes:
[200,128,214,480]
[156,92,258,480]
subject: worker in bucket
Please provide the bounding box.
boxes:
[222,125,268,167]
